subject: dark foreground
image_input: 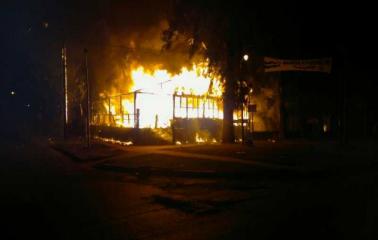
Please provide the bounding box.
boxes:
[1,137,377,240]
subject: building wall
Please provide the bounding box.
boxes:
[247,56,281,134]
[251,73,281,132]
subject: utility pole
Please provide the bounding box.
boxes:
[337,47,348,146]
[240,54,250,144]
[341,67,348,145]
[247,91,255,146]
[84,48,91,148]
[241,101,244,143]
[172,94,176,144]
[62,42,68,140]
[279,73,285,141]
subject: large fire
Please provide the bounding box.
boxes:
[96,61,224,129]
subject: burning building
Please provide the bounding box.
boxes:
[68,1,272,144]
[91,60,245,144]
[92,61,223,128]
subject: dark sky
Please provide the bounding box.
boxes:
[1,0,374,72]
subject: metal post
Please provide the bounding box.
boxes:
[155,114,158,129]
[186,96,189,119]
[197,97,200,118]
[134,92,137,128]
[179,96,182,117]
[202,99,205,118]
[120,95,124,126]
[185,96,189,143]
[90,102,94,125]
[108,97,111,125]
[173,94,176,119]
[251,111,254,133]
[172,94,176,144]
[212,99,215,119]
[84,48,91,148]
[241,105,244,143]
[136,109,140,129]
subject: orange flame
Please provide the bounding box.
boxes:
[102,61,224,129]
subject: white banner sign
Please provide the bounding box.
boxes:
[264,57,332,73]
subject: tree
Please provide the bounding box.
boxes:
[163,0,255,143]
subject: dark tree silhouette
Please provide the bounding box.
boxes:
[163,0,255,143]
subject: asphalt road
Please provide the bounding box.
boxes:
[1,137,377,239]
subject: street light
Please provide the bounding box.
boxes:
[239,54,250,144]
[239,53,255,145]
[243,54,249,62]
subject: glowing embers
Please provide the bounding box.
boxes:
[94,136,133,146]
[194,133,217,143]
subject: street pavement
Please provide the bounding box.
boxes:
[1,137,377,239]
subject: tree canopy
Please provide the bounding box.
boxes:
[163,0,258,142]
